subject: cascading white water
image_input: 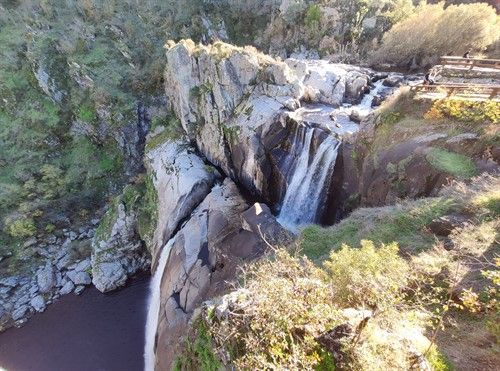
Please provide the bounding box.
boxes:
[277,128,340,230]
[277,80,384,231]
[144,238,175,371]
[352,79,385,116]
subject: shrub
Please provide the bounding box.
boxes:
[425,148,477,179]
[301,196,455,260]
[174,319,221,371]
[304,4,321,29]
[77,104,97,123]
[205,249,340,370]
[7,216,36,238]
[137,175,158,250]
[195,245,437,370]
[424,99,500,124]
[372,3,499,68]
[323,240,409,309]
[425,344,454,371]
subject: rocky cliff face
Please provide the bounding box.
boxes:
[145,140,220,264]
[91,202,150,293]
[147,40,381,369]
[147,40,500,369]
[163,40,374,213]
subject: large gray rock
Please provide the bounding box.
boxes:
[153,179,291,371]
[91,203,150,293]
[285,59,372,106]
[67,270,92,286]
[36,263,55,294]
[30,295,46,312]
[59,280,75,295]
[145,140,220,262]
[164,41,306,205]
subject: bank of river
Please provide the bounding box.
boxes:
[0,274,150,371]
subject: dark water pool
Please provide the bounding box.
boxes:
[0,274,150,371]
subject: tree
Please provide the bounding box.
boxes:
[371,2,499,68]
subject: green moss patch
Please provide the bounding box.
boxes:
[426,148,477,179]
[300,197,455,262]
[145,116,183,152]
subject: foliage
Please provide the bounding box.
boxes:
[372,3,499,67]
[304,4,321,29]
[424,99,500,124]
[425,148,477,179]
[174,319,221,371]
[203,249,340,370]
[192,244,437,370]
[145,116,183,152]
[0,0,176,257]
[301,197,455,261]
[94,197,119,241]
[323,240,409,309]
[136,175,159,251]
[426,344,454,371]
[77,104,97,123]
[6,216,36,238]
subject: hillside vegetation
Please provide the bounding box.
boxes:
[1,0,498,273]
[178,174,499,370]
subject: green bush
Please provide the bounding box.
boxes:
[174,320,221,371]
[203,249,339,370]
[323,240,409,309]
[7,217,36,238]
[77,104,97,123]
[304,5,321,29]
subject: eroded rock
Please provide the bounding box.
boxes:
[145,139,220,262]
[91,203,150,293]
[153,179,291,371]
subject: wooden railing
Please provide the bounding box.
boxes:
[440,56,500,70]
[410,83,500,99]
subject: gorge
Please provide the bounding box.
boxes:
[1,37,498,371]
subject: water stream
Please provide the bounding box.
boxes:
[144,238,175,371]
[277,130,340,230]
[277,80,384,230]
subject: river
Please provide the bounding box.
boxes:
[0,274,150,371]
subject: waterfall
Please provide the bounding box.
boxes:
[144,238,175,371]
[355,80,385,116]
[277,128,340,230]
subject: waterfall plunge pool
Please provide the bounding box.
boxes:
[0,274,150,371]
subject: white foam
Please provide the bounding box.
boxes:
[144,238,175,371]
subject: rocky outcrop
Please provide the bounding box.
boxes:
[91,203,150,293]
[359,133,452,206]
[152,179,291,371]
[164,41,305,204]
[0,227,97,331]
[145,139,220,263]
[163,41,373,214]
[285,59,372,106]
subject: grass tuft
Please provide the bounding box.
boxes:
[426,148,477,179]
